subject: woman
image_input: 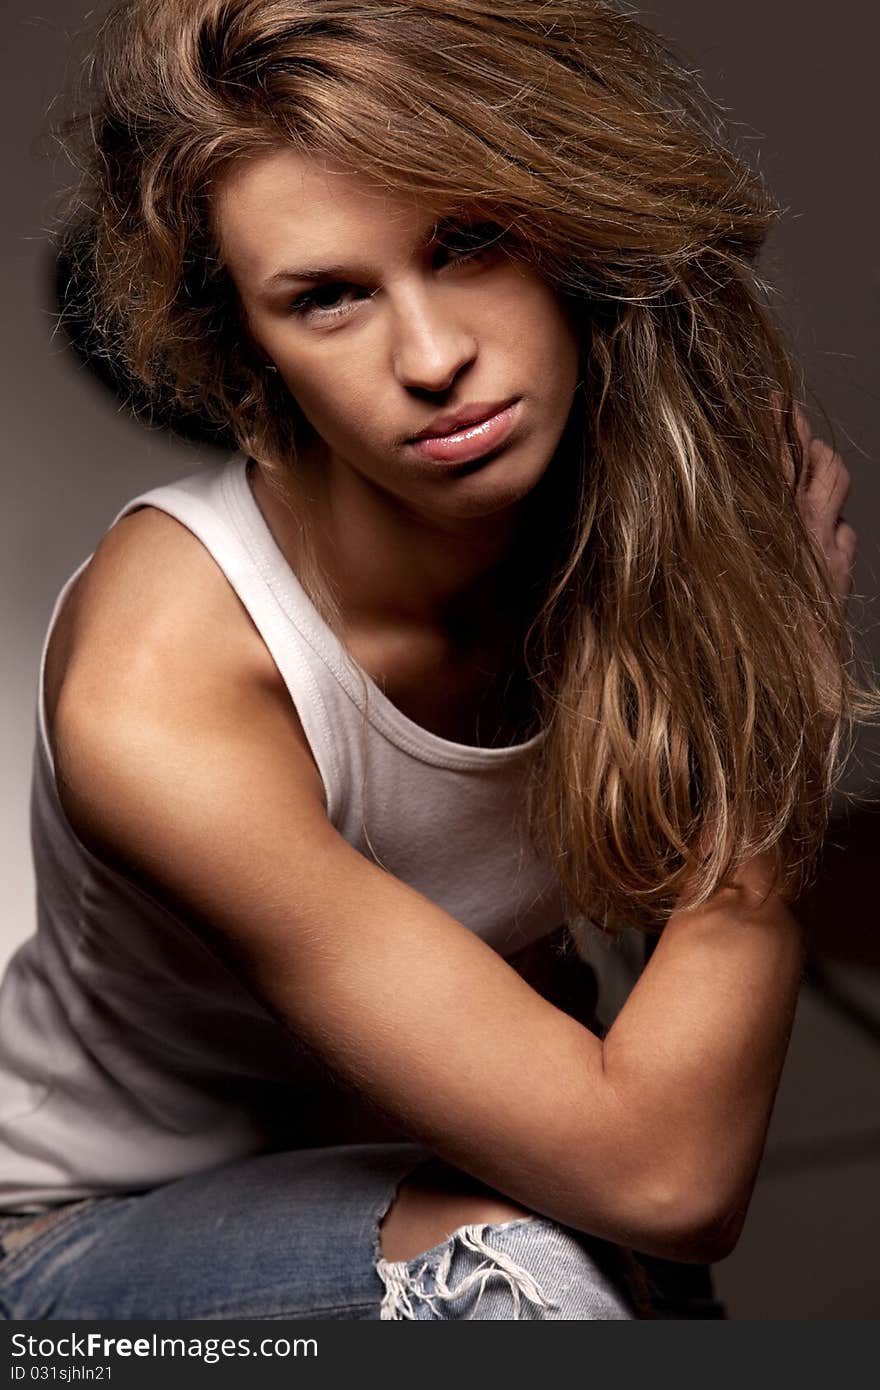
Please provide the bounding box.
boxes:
[0,0,873,1320]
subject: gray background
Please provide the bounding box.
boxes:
[2,1,878,1318]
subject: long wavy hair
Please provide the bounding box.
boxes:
[55,0,879,933]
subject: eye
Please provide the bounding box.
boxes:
[288,282,371,321]
[432,220,507,271]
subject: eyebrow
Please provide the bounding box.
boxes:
[261,263,365,290]
[258,214,470,293]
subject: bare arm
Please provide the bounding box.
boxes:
[509,873,804,1260]
[602,862,805,1256]
[52,525,808,1266]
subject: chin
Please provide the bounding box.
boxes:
[425,446,553,519]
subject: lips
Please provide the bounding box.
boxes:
[409,398,518,442]
[407,398,520,466]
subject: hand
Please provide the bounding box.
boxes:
[776,402,852,737]
[784,405,857,605]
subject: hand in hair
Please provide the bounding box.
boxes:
[789,407,857,605]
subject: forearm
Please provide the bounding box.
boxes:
[600,856,806,1252]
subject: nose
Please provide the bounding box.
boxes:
[390,286,477,394]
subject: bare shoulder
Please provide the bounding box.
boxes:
[47,505,274,716]
[47,504,323,845]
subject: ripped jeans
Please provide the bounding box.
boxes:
[0,1144,725,1320]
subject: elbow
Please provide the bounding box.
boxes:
[662,1212,743,1266]
[631,1174,748,1264]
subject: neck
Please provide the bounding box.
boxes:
[252,443,561,649]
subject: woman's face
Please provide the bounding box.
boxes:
[215,148,581,524]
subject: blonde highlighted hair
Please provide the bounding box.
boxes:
[56,0,879,932]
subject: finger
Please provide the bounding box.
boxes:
[833,566,855,602]
[801,435,844,492]
[769,388,784,430]
[806,438,850,517]
[831,522,857,601]
[835,520,858,556]
[779,402,811,489]
[825,459,852,518]
[793,404,813,457]
[814,526,856,606]
[773,396,801,486]
[833,557,856,601]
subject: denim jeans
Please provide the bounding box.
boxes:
[0,1144,725,1320]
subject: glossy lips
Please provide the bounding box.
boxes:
[408,400,519,465]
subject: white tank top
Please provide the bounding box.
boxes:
[0,455,569,1211]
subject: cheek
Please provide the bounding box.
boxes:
[551,322,581,415]
[500,277,581,386]
[537,298,581,379]
[274,354,381,444]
